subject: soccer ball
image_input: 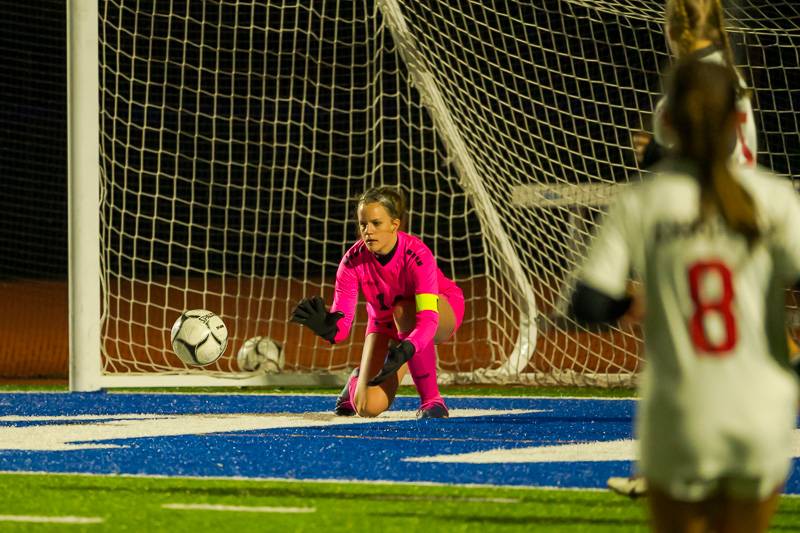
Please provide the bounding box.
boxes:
[236,336,284,373]
[170,310,228,366]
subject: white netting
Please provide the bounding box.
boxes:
[97,0,799,385]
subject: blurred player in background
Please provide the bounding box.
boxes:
[572,58,800,532]
[613,0,759,498]
[291,186,463,419]
[634,0,755,170]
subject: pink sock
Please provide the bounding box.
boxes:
[347,371,359,408]
[401,334,444,408]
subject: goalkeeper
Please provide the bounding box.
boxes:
[290,186,463,419]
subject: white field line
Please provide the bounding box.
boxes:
[0,469,610,493]
[163,503,315,513]
[12,467,800,499]
[101,391,636,401]
[0,514,103,524]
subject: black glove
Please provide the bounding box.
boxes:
[791,356,800,380]
[368,340,415,386]
[640,138,666,169]
[290,296,344,343]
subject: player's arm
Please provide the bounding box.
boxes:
[401,246,440,353]
[769,180,800,376]
[570,192,636,325]
[635,98,669,169]
[638,135,667,169]
[770,180,800,284]
[570,281,633,324]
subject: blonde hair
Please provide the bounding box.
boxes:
[665,0,743,96]
[357,186,407,222]
[666,58,759,245]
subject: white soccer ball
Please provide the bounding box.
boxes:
[236,336,284,373]
[170,310,228,366]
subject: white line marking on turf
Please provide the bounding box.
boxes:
[163,503,315,513]
[0,469,612,492]
[0,389,577,398]
[406,430,800,464]
[0,514,103,524]
[405,439,637,464]
[0,409,541,451]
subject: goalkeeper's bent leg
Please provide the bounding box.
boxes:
[393,290,464,411]
[352,332,409,417]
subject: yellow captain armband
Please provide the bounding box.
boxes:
[415,293,439,313]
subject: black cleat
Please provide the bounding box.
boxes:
[334,369,358,416]
[416,402,449,419]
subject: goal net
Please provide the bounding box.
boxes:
[71,0,800,389]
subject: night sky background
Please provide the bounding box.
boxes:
[0,1,797,281]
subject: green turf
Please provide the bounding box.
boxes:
[1,473,798,532]
[0,473,649,532]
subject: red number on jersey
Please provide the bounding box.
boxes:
[736,112,755,166]
[687,261,737,354]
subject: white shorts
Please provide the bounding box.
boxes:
[638,372,797,502]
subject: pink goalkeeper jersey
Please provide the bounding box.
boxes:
[329,231,458,352]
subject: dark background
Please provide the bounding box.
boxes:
[0,2,66,278]
[1,1,797,282]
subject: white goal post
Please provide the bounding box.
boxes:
[69,0,800,391]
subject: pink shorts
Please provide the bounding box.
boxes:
[364,286,465,341]
[440,285,465,339]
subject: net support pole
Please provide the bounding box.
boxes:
[67,0,103,391]
[378,0,537,374]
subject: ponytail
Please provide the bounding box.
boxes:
[666,0,747,98]
[709,0,747,99]
[666,59,759,245]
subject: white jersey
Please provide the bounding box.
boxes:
[580,162,800,500]
[654,48,757,167]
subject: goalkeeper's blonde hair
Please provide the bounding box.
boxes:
[357,187,407,223]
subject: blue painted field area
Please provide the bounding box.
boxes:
[0,393,797,493]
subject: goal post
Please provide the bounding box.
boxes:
[69,0,800,390]
[68,0,102,391]
[68,0,275,390]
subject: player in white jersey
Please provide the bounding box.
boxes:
[572,58,800,532]
[635,0,756,170]
[614,0,760,500]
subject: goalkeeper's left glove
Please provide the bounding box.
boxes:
[368,340,415,386]
[290,296,344,343]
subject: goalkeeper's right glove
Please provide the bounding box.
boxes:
[368,340,415,386]
[290,296,344,343]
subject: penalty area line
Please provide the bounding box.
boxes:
[0,514,104,524]
[163,503,316,513]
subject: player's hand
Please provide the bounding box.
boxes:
[368,341,415,386]
[290,296,344,343]
[620,280,646,326]
[632,131,652,164]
